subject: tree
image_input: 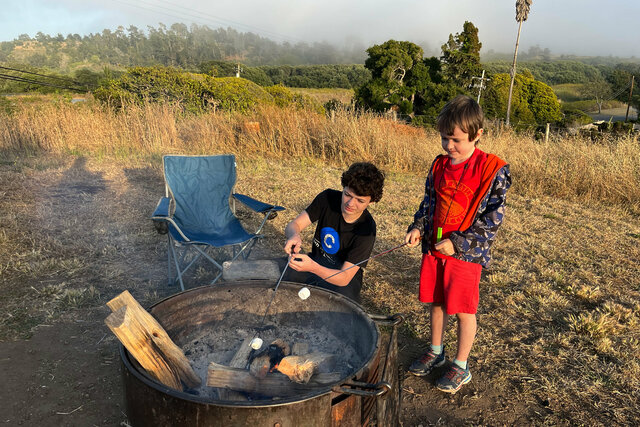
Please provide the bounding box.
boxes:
[506,0,533,125]
[440,21,482,88]
[483,73,562,126]
[579,79,612,113]
[355,40,424,114]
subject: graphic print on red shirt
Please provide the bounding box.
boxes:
[432,148,488,258]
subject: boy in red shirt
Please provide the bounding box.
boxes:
[405,95,511,393]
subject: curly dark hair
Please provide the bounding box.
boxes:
[341,162,385,203]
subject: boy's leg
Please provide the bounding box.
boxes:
[430,303,448,347]
[435,257,480,393]
[409,255,447,376]
[436,313,475,393]
[454,312,477,364]
[409,307,447,375]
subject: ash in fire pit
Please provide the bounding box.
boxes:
[145,281,378,403]
[182,320,358,401]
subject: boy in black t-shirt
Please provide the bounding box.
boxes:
[283,162,385,303]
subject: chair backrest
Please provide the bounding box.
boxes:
[163,155,237,235]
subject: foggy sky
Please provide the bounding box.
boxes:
[2,0,639,58]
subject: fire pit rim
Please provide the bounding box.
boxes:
[120,281,381,407]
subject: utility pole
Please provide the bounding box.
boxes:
[470,70,490,104]
[625,75,635,122]
[235,63,243,78]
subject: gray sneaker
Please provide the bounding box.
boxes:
[435,364,472,393]
[408,348,446,376]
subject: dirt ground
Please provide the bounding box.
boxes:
[0,155,510,427]
[1,154,638,426]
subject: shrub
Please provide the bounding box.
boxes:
[94,66,274,114]
[264,84,324,114]
[561,106,593,128]
[483,73,562,126]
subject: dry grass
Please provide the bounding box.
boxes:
[1,97,639,424]
[289,87,354,105]
[1,97,638,213]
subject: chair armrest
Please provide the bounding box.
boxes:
[151,197,171,219]
[233,193,285,215]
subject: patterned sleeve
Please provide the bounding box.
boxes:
[448,165,512,265]
[407,157,439,236]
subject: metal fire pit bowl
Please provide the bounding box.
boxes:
[120,280,388,426]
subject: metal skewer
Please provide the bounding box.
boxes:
[308,241,408,286]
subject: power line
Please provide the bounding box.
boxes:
[0,65,82,85]
[0,73,85,92]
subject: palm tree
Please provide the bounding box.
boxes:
[506,0,532,126]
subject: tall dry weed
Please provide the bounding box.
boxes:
[1,100,638,211]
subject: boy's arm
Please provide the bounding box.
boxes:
[407,168,436,236]
[448,165,512,263]
[284,211,312,254]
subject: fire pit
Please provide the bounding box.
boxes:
[120,280,400,426]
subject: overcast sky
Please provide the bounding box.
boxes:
[2,0,638,58]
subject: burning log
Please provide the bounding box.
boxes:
[105,290,201,390]
[248,339,290,378]
[207,362,341,396]
[277,353,336,384]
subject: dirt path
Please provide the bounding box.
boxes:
[0,156,171,425]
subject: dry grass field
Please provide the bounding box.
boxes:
[0,97,639,425]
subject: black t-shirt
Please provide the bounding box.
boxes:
[304,189,376,302]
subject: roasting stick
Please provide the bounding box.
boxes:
[307,241,408,287]
[250,241,408,350]
[251,255,293,349]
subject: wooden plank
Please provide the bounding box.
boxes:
[105,306,182,390]
[277,353,336,384]
[207,362,341,396]
[222,260,280,281]
[229,337,254,369]
[106,290,201,388]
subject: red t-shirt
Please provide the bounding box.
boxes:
[432,148,488,258]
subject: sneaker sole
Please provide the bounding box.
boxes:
[436,372,472,394]
[408,358,446,377]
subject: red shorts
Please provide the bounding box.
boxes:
[418,254,482,315]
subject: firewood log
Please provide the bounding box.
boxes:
[207,362,341,396]
[106,290,201,388]
[277,353,336,384]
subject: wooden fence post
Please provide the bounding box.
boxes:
[545,123,550,144]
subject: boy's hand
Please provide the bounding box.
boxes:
[284,235,302,255]
[405,228,422,247]
[288,253,315,273]
[434,239,455,256]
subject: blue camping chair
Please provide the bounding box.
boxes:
[151,155,284,290]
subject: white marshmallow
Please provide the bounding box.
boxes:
[250,337,263,350]
[298,287,311,300]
